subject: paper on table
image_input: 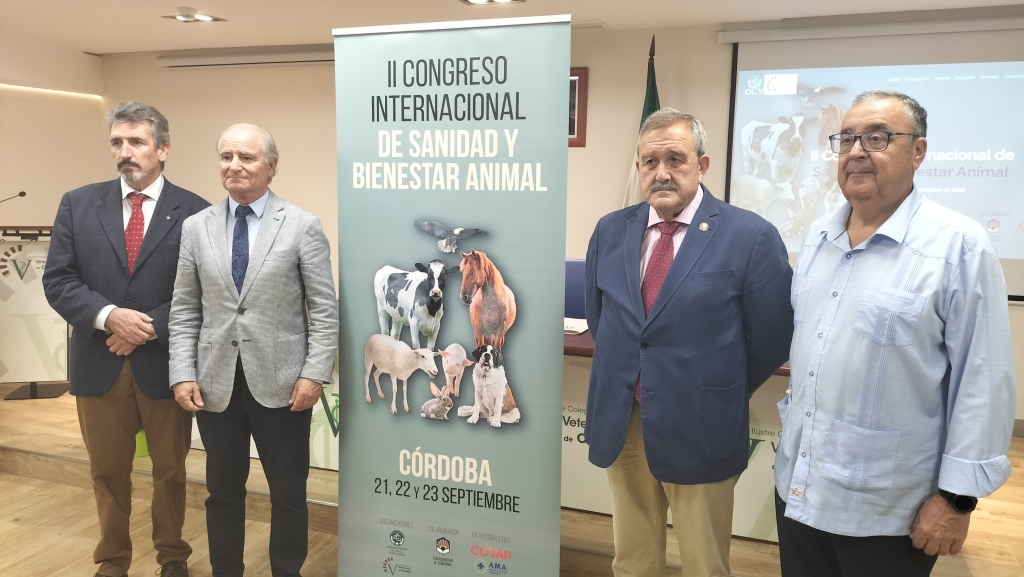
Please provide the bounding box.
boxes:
[564,317,589,335]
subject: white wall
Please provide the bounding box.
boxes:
[0,28,103,95]
[1012,305,1024,427]
[567,26,733,259]
[98,53,340,278]
[0,85,109,227]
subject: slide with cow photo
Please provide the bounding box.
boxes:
[729,61,1024,262]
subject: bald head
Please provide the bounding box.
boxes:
[218,123,278,204]
[217,123,279,165]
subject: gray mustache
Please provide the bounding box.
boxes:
[650,180,679,193]
[118,160,141,170]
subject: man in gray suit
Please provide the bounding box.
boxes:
[168,123,338,577]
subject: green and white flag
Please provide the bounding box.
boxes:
[623,36,661,208]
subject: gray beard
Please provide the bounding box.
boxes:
[120,167,148,183]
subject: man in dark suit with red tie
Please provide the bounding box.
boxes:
[43,101,209,577]
[585,108,793,577]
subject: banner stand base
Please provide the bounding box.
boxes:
[4,381,69,400]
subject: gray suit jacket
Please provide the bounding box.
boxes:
[168,191,339,412]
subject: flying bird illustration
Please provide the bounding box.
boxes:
[797,85,844,108]
[413,220,488,253]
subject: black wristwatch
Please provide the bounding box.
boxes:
[939,489,977,514]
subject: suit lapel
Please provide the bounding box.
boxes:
[239,191,285,302]
[624,203,648,326]
[205,199,238,300]
[645,186,720,326]
[97,181,129,270]
[132,181,179,273]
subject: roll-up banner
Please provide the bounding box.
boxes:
[333,16,570,576]
[0,240,67,383]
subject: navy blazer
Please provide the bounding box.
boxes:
[43,178,210,399]
[584,186,793,484]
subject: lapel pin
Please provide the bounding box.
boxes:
[699,222,709,232]
[166,215,171,220]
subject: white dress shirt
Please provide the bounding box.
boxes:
[227,190,270,263]
[93,176,165,331]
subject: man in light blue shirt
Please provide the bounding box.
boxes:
[774,91,1016,577]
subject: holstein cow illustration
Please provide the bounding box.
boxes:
[459,250,516,353]
[374,259,460,351]
[741,113,816,185]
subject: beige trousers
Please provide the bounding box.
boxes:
[76,359,192,577]
[606,402,736,577]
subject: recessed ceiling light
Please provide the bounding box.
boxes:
[163,7,225,22]
[460,0,525,4]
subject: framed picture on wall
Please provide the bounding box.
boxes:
[569,67,589,147]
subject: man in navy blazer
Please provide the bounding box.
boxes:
[585,108,793,577]
[43,102,209,577]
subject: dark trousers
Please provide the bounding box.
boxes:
[775,491,938,577]
[196,360,312,577]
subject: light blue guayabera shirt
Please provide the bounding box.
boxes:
[226,190,270,263]
[774,187,1016,537]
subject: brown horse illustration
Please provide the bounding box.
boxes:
[459,250,516,352]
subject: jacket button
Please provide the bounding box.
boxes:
[627,383,634,391]
[641,342,650,349]
[231,340,238,347]
[237,307,245,315]
[124,297,131,304]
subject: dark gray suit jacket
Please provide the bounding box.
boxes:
[42,178,210,399]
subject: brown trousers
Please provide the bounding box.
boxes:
[606,402,736,577]
[76,359,192,577]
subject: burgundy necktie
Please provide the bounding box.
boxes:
[125,192,146,273]
[636,220,683,403]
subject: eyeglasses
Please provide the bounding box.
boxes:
[828,131,921,154]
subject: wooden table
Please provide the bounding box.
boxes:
[563,332,790,376]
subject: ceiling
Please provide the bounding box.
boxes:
[0,0,1016,55]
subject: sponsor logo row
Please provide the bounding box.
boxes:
[384,530,513,574]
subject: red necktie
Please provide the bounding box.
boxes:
[636,220,683,403]
[125,192,146,273]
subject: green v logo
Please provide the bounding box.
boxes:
[13,259,30,280]
[748,438,764,461]
[386,563,397,575]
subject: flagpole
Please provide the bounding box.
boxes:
[623,36,660,208]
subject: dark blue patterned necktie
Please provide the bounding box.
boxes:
[232,205,255,293]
